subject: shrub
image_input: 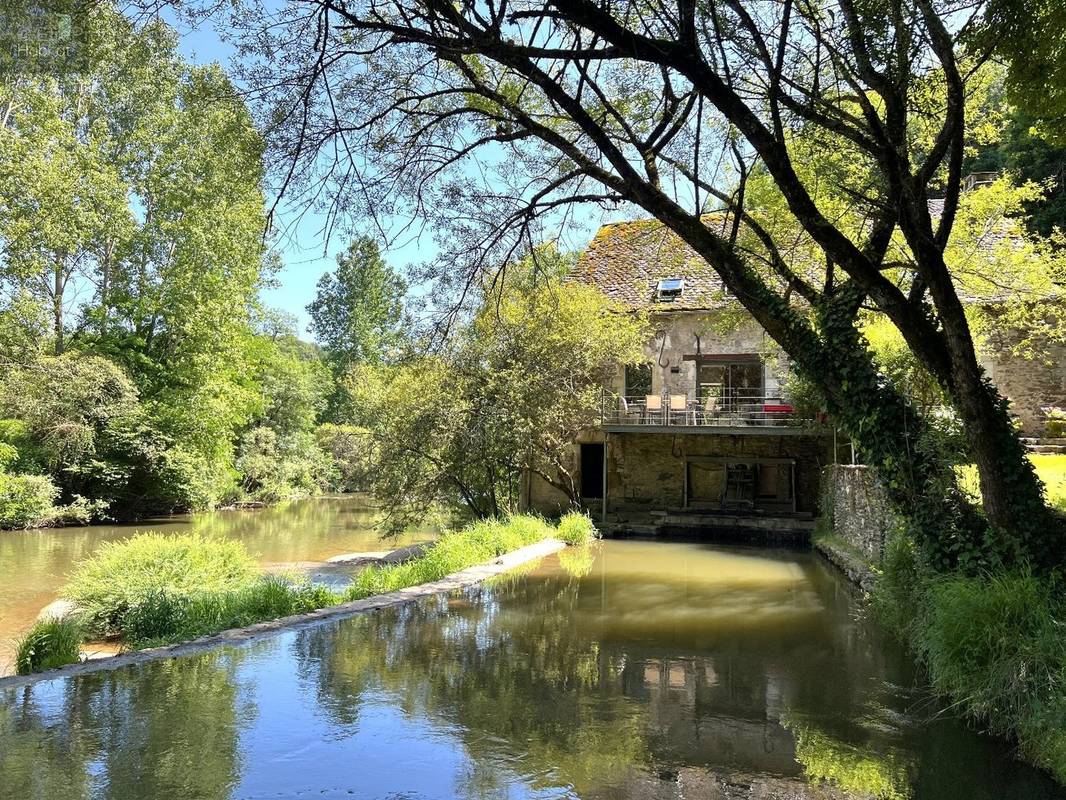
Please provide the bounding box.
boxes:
[556,511,598,545]
[345,513,572,602]
[0,471,60,528]
[15,619,82,675]
[119,578,341,649]
[65,533,258,635]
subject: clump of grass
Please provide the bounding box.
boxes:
[911,571,1066,782]
[345,513,590,601]
[119,578,341,649]
[556,511,598,546]
[65,533,259,635]
[55,513,593,656]
[15,619,82,675]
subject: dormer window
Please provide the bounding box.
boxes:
[656,278,684,300]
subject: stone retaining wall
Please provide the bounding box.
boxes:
[821,464,899,564]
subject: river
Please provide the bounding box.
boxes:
[0,495,433,673]
[1,537,1061,799]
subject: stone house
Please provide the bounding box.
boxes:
[524,218,835,536]
[523,211,1066,534]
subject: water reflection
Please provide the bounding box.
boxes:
[1,648,254,799]
[1,540,1063,800]
[0,495,433,670]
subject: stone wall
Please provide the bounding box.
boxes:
[980,332,1066,436]
[821,465,899,563]
[608,432,828,513]
[524,430,831,517]
[613,311,790,400]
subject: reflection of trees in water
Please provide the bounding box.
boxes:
[291,553,1007,800]
[782,712,915,800]
[294,571,649,797]
[0,687,94,798]
[0,649,254,800]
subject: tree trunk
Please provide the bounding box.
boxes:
[53,260,64,355]
[901,209,1058,566]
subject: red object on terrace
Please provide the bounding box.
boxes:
[762,404,794,414]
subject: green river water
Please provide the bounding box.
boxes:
[0,524,1062,799]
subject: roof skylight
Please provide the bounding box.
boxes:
[656,278,685,300]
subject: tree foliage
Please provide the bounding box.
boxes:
[0,4,352,522]
[218,0,1065,567]
[350,273,646,529]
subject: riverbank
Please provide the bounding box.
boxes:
[0,495,435,674]
[817,465,1066,787]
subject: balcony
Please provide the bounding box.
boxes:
[600,390,828,435]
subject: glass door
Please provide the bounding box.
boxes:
[697,359,763,410]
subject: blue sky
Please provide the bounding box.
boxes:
[169,14,440,338]
[169,12,618,339]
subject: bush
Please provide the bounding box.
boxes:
[15,619,82,675]
[556,511,598,545]
[0,471,60,528]
[65,533,258,635]
[345,513,590,601]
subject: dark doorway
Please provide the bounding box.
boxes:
[580,443,605,498]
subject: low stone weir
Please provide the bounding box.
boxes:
[0,537,567,689]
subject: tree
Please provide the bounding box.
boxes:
[349,276,646,529]
[308,237,407,370]
[0,5,289,513]
[971,0,1066,145]
[0,77,132,354]
[230,0,1061,569]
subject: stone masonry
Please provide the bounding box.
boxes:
[820,465,900,563]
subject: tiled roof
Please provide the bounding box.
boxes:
[570,216,732,311]
[573,201,1021,310]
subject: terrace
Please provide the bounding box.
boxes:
[600,388,827,435]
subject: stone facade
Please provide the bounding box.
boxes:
[980,327,1066,436]
[820,465,900,563]
[524,307,829,520]
[608,311,789,402]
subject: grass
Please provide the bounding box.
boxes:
[872,546,1066,785]
[119,578,341,649]
[65,533,259,636]
[345,512,596,601]
[1032,453,1066,512]
[912,572,1066,782]
[25,512,596,674]
[957,453,1066,512]
[15,618,82,675]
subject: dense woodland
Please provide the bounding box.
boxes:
[0,11,389,526]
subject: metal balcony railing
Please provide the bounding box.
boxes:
[600,389,823,429]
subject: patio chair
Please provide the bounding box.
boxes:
[643,394,663,424]
[669,394,690,425]
[617,396,641,424]
[701,394,719,425]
